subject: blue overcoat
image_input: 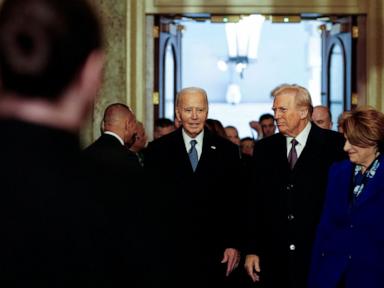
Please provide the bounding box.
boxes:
[308,155,384,288]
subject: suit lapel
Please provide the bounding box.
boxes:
[173,128,219,174]
[173,128,195,173]
[274,133,289,171]
[293,124,323,171]
[196,128,216,174]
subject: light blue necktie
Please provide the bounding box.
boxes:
[188,139,198,171]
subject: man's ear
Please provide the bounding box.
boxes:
[100,120,105,132]
[175,107,181,122]
[299,108,309,120]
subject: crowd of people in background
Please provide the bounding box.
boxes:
[1,0,384,288]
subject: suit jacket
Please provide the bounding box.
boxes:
[144,127,243,287]
[83,133,142,178]
[83,133,143,206]
[245,123,345,288]
[0,119,101,287]
[82,133,144,287]
[308,155,384,288]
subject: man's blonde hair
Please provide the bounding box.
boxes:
[272,84,313,119]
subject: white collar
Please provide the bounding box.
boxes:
[104,131,124,145]
[182,128,204,145]
[286,121,311,147]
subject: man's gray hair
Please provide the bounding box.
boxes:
[175,87,208,107]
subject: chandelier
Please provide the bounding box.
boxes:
[217,14,265,78]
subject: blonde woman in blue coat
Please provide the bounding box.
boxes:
[308,107,384,288]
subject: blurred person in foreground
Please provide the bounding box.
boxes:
[144,87,242,288]
[244,84,345,288]
[308,107,384,288]
[0,0,104,286]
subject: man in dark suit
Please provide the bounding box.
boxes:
[82,103,144,287]
[144,87,243,288]
[83,103,141,174]
[0,0,104,286]
[244,84,346,288]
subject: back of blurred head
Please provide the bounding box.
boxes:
[0,0,103,130]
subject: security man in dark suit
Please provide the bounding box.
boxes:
[244,84,346,288]
[144,87,243,288]
[83,103,144,287]
[84,103,141,174]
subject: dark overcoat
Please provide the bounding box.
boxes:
[245,123,345,288]
[144,127,243,288]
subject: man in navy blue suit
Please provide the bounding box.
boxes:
[145,87,243,288]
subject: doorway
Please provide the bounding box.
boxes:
[153,14,365,137]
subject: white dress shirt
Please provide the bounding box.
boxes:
[182,129,204,160]
[286,121,311,159]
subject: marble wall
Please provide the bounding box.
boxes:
[82,0,148,146]
[82,0,129,146]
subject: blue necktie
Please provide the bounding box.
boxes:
[189,139,198,171]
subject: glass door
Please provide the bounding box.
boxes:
[154,16,182,122]
[321,16,366,130]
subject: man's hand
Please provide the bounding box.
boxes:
[221,248,240,276]
[244,254,261,282]
[249,121,261,133]
[249,121,263,138]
